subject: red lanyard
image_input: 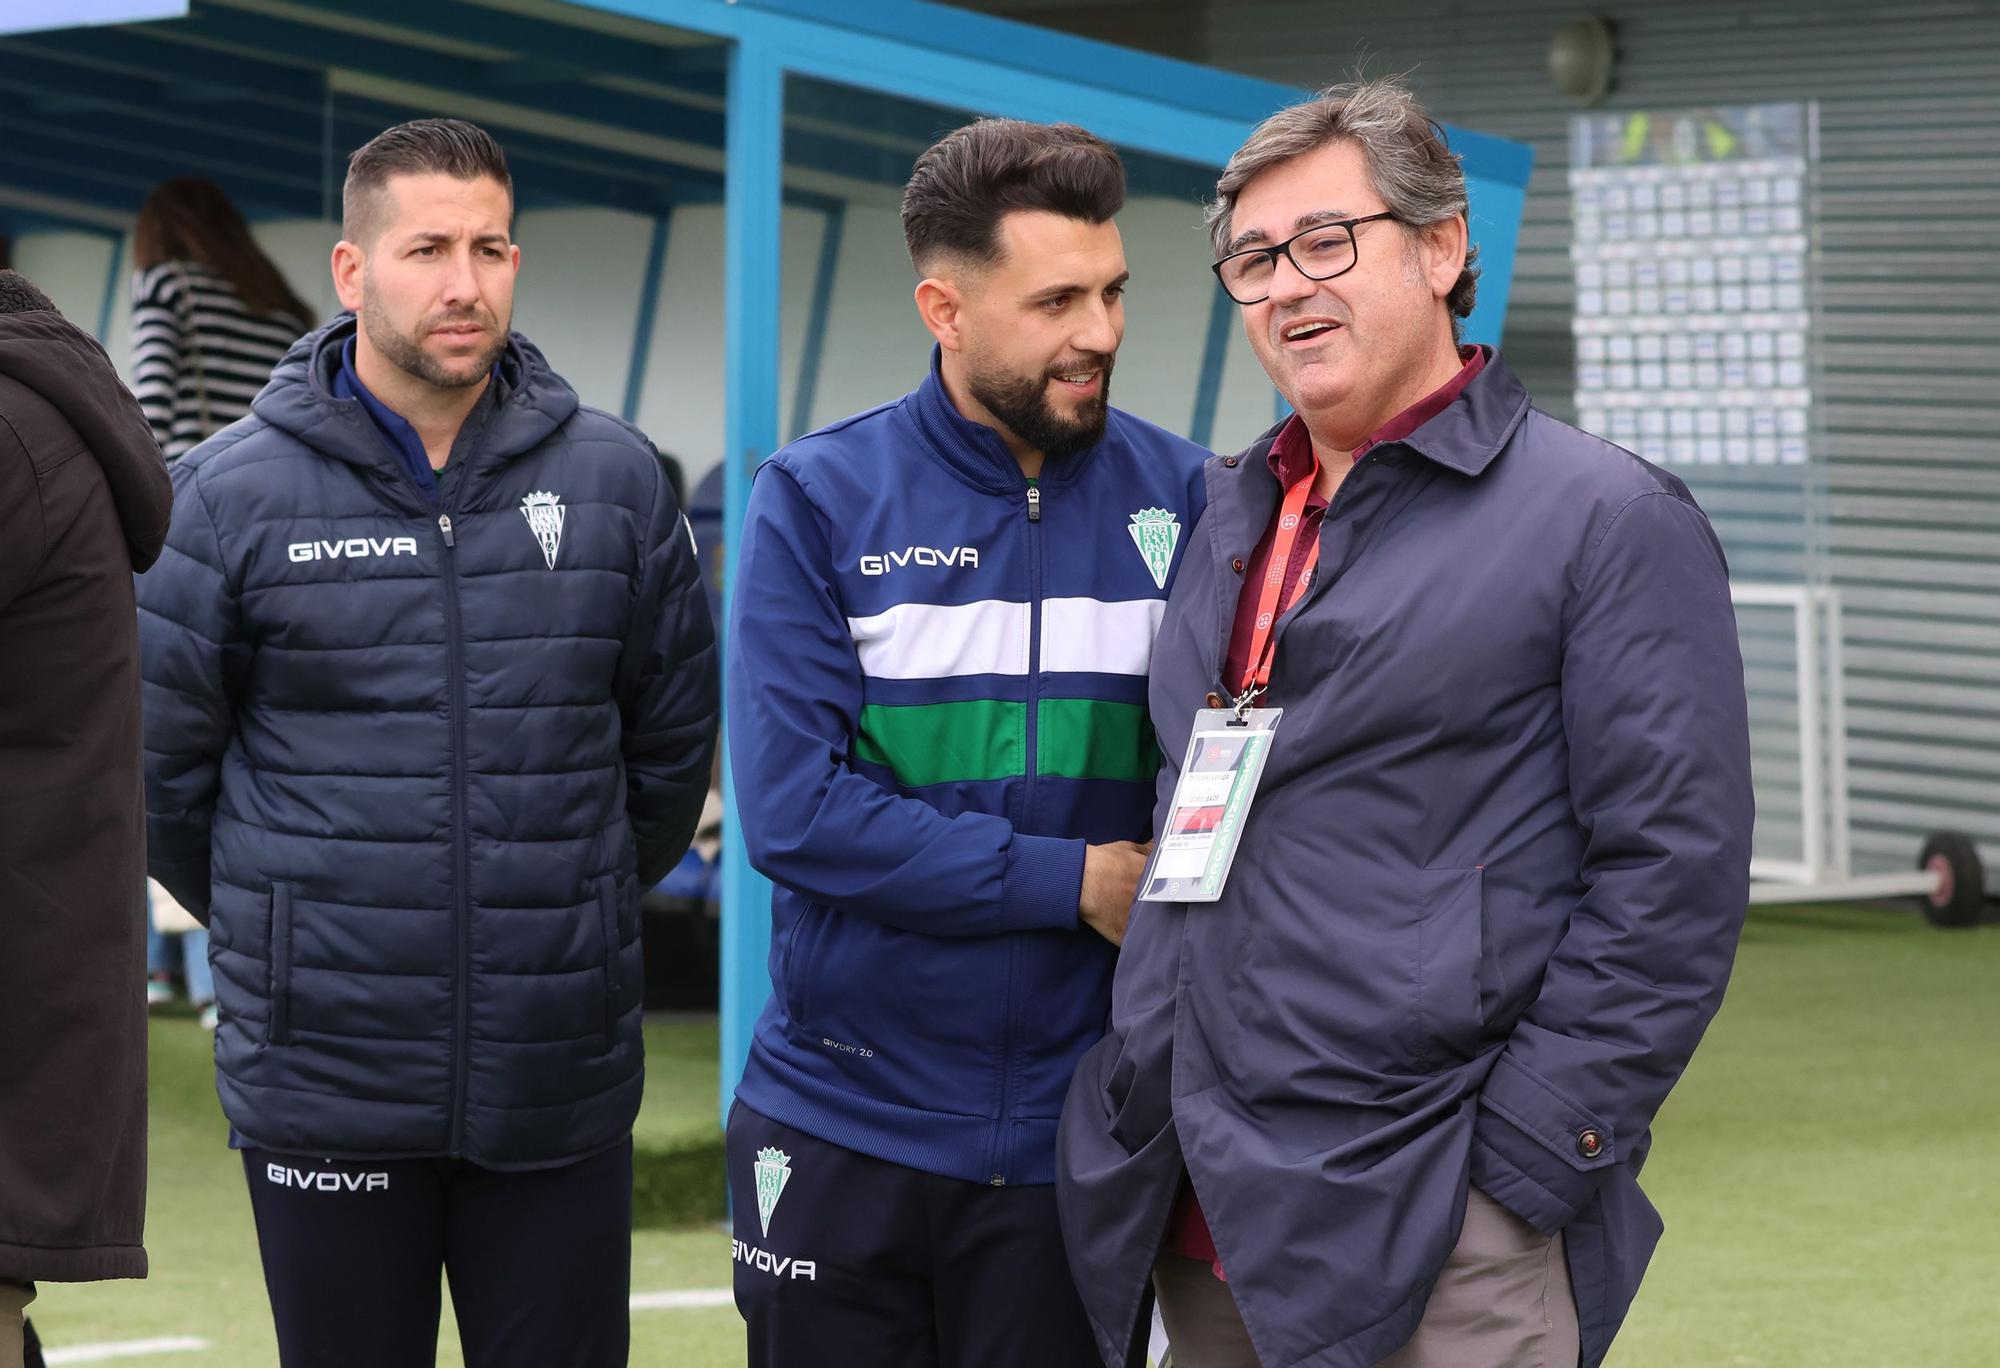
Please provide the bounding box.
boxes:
[1235,469,1322,707]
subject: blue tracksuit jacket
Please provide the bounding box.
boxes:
[730,353,1208,1186]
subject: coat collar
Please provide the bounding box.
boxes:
[1387,348,1531,478]
[905,346,1098,494]
[1231,349,1532,483]
[252,314,578,480]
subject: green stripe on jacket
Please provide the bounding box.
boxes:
[854,698,1158,789]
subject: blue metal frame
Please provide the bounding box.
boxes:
[717,37,784,1109]
[94,227,124,342]
[622,211,673,424]
[787,201,843,442]
[1460,177,1530,350]
[1188,285,1238,449]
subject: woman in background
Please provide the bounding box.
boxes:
[130,177,314,461]
[130,178,314,1026]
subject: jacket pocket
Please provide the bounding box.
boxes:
[780,902,826,1027]
[596,875,622,1051]
[1410,865,1486,1066]
[267,882,295,1047]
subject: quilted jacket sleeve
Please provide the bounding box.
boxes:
[1471,489,1753,1233]
[728,461,1086,938]
[137,459,248,921]
[617,452,720,887]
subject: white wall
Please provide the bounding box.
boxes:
[801,201,932,436]
[12,230,123,347]
[787,191,1279,452]
[1107,193,1223,436]
[12,190,1277,486]
[507,207,648,420]
[630,202,828,488]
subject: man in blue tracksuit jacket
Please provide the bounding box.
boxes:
[726,120,1208,1367]
[138,121,717,1368]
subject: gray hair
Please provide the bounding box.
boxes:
[1206,78,1479,334]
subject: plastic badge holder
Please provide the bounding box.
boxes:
[1139,707,1282,903]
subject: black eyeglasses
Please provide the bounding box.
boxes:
[1211,212,1400,304]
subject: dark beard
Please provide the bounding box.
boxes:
[362,298,507,390]
[968,354,1113,462]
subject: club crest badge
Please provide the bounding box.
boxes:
[520,491,565,569]
[753,1147,792,1238]
[1128,507,1180,590]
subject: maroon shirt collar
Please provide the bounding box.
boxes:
[1266,344,1490,494]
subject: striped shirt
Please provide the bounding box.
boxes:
[130,261,310,460]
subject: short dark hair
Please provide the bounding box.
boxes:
[901,119,1125,273]
[0,269,56,316]
[343,118,513,246]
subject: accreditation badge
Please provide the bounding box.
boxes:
[1139,707,1282,903]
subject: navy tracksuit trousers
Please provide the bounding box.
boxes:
[243,1140,632,1368]
[727,1103,1099,1368]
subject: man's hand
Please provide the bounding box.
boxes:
[1080,841,1150,946]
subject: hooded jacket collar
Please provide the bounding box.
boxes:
[906,346,1100,495]
[252,314,579,482]
[0,308,171,571]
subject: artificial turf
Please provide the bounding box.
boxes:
[1607,901,2000,1367]
[25,901,2000,1366]
[28,1014,743,1367]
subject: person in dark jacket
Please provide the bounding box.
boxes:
[137,119,717,1368]
[0,270,172,1361]
[726,120,1207,1368]
[1056,79,1754,1368]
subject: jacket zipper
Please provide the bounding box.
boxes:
[989,481,1044,1185]
[437,509,473,1154]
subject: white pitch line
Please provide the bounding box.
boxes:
[39,1296,728,1361]
[630,1288,734,1311]
[43,1338,211,1365]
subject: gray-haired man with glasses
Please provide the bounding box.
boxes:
[1057,77,1751,1368]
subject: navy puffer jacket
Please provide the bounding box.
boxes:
[139,317,718,1168]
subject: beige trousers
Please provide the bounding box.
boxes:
[1154,1187,1580,1368]
[0,1280,34,1366]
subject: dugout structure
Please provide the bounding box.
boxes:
[0,0,1534,1105]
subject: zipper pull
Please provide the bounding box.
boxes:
[1025,486,1041,523]
[438,514,455,547]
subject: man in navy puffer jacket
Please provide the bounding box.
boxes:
[138,119,717,1368]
